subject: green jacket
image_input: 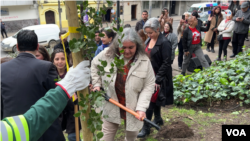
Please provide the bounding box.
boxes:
[1,86,68,141]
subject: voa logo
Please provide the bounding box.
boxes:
[226,129,246,136]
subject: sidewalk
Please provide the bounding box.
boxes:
[172,40,250,76]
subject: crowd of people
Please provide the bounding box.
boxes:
[1,1,250,141]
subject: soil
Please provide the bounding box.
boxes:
[155,121,194,139]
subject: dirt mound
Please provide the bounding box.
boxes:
[155,121,194,139]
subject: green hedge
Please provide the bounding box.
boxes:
[173,49,250,105]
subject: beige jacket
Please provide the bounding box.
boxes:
[91,48,155,131]
[204,15,223,43]
[177,23,189,43]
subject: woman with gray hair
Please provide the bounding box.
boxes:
[91,28,155,141]
[137,18,173,138]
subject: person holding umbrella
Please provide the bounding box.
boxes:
[91,28,155,141]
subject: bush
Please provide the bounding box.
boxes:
[173,49,250,106]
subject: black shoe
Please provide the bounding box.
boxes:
[214,58,221,61]
[153,117,164,126]
[206,48,211,52]
[211,49,215,53]
[178,66,182,70]
[181,72,185,76]
[153,106,164,126]
[230,54,235,58]
[137,123,150,138]
[246,38,249,41]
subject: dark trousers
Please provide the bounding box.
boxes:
[178,38,184,67]
[245,32,248,39]
[232,32,245,55]
[218,39,231,59]
[1,29,7,38]
[207,32,216,50]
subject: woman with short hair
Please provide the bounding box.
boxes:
[137,18,173,138]
[91,28,155,141]
[94,29,116,57]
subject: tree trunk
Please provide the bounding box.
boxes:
[65,1,93,141]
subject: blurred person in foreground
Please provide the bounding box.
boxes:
[0,57,12,120]
[215,10,235,61]
[181,14,212,76]
[91,28,155,141]
[0,61,90,141]
[138,18,173,138]
[1,30,64,141]
[231,2,250,58]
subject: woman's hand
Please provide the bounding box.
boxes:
[155,84,160,91]
[93,86,101,92]
[184,51,190,56]
[136,111,146,121]
[213,28,217,32]
[208,15,212,21]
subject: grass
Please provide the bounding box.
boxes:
[63,106,250,141]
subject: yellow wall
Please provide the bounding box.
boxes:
[38,0,105,28]
[38,1,68,28]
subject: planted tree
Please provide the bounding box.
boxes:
[65,1,126,140]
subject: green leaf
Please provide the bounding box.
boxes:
[219,78,229,85]
[119,27,123,32]
[101,60,107,67]
[239,96,244,100]
[113,27,118,32]
[244,99,250,104]
[191,97,198,102]
[74,112,81,117]
[221,72,228,78]
[107,74,111,77]
[97,132,104,139]
[231,111,240,115]
[230,81,236,86]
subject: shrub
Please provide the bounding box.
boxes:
[173,49,250,106]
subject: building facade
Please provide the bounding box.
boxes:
[37,0,68,29]
[141,1,201,18]
[38,0,107,29]
[117,1,142,22]
[1,0,39,32]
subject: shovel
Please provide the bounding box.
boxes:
[102,93,161,130]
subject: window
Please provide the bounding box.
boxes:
[1,8,9,16]
[120,6,123,15]
[163,1,168,8]
[204,7,213,12]
[152,1,160,9]
[143,1,149,9]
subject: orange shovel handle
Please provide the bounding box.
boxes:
[108,98,143,119]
